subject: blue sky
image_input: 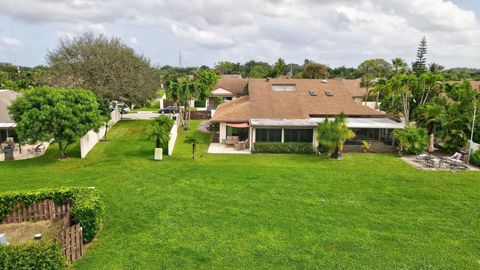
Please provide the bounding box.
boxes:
[0,0,479,69]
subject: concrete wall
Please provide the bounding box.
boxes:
[80,108,121,158]
[168,121,178,155]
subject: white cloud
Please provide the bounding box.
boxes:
[0,37,20,47]
[0,0,478,67]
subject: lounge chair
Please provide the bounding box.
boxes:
[441,152,468,170]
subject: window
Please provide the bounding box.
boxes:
[284,129,313,142]
[256,129,281,142]
[272,84,296,92]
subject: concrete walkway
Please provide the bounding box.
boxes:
[208,143,250,154]
[197,120,210,132]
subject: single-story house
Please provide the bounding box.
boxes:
[211,78,404,153]
[208,75,248,110]
[0,89,20,142]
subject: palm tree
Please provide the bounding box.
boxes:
[391,58,408,74]
[316,114,356,159]
[148,116,173,149]
[184,132,202,159]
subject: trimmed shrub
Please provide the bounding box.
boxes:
[0,242,66,270]
[470,149,480,166]
[194,99,206,107]
[0,187,104,242]
[254,142,313,154]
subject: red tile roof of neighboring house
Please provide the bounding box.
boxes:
[212,77,248,97]
[212,78,385,122]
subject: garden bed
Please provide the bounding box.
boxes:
[0,219,62,244]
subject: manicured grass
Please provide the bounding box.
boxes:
[131,101,160,112]
[1,120,479,269]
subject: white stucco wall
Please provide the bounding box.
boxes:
[168,122,178,155]
[80,108,121,158]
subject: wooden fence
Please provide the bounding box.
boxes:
[1,199,71,224]
[1,199,84,264]
[186,110,211,120]
[59,223,84,263]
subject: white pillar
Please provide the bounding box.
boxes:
[281,128,284,143]
[220,123,227,142]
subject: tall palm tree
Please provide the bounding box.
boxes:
[184,132,202,159]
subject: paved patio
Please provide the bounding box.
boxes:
[208,143,250,154]
[401,155,479,171]
[0,142,49,161]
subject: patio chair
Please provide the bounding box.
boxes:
[416,153,429,160]
[441,152,467,170]
[225,136,239,145]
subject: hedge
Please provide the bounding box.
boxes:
[470,149,480,166]
[0,242,66,270]
[0,187,104,242]
[254,142,314,154]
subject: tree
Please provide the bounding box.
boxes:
[358,59,393,78]
[358,59,393,105]
[47,32,161,105]
[97,97,112,140]
[391,58,409,74]
[393,126,429,155]
[184,132,202,159]
[247,64,272,78]
[302,62,329,79]
[316,114,356,159]
[214,61,242,75]
[148,116,173,149]
[9,86,102,158]
[271,58,287,78]
[428,63,445,74]
[412,36,428,76]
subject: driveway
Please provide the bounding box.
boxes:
[121,112,160,120]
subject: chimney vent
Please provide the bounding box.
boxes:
[321,79,327,83]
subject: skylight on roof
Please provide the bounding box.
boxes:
[272,84,296,92]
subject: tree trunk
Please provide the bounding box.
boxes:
[364,86,369,106]
[192,144,195,159]
[104,123,109,141]
[331,147,339,159]
[58,141,68,159]
[156,137,161,148]
[375,91,380,110]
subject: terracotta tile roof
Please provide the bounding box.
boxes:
[212,78,248,96]
[212,79,385,122]
[447,80,480,91]
[338,78,367,97]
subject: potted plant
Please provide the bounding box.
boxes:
[148,116,174,160]
[361,140,371,153]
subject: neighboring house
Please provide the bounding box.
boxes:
[447,80,480,91]
[339,78,367,103]
[211,79,404,152]
[208,75,248,110]
[0,89,20,142]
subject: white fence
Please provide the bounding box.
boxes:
[469,140,479,153]
[168,122,178,155]
[80,108,121,158]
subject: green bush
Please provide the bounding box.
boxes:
[0,242,66,270]
[470,149,480,166]
[254,142,313,154]
[0,187,104,242]
[194,99,206,107]
[393,126,429,155]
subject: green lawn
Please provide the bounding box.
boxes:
[1,120,479,269]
